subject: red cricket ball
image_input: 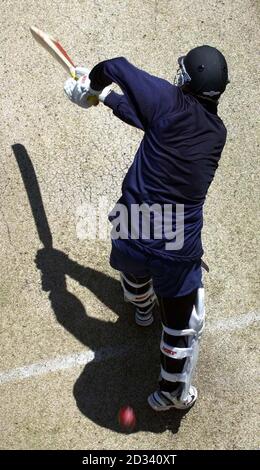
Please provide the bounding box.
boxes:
[118,406,136,431]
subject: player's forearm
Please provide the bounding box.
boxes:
[89,57,172,127]
[89,60,114,91]
[89,57,135,94]
[104,91,144,130]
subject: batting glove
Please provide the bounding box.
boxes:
[75,66,111,103]
[64,71,99,108]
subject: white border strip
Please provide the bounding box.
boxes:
[0,311,259,385]
[207,310,260,332]
[0,345,129,385]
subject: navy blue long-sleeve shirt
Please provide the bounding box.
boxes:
[89,57,227,261]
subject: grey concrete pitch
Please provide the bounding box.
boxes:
[0,0,259,450]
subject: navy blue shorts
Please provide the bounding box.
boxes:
[110,239,203,298]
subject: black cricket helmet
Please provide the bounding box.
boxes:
[175,45,229,98]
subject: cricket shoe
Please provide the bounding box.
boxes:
[148,385,197,411]
[135,307,154,326]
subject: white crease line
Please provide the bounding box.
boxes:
[0,311,259,385]
[0,345,129,385]
[207,310,260,332]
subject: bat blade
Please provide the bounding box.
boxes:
[30,26,76,77]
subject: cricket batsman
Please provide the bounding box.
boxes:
[64,45,229,411]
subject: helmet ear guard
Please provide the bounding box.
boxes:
[174,56,191,87]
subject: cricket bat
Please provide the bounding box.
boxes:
[30,26,77,79]
[30,26,99,104]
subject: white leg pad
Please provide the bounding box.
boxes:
[120,273,157,308]
[160,287,205,401]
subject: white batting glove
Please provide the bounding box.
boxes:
[75,66,111,103]
[74,66,90,78]
[64,72,98,108]
[98,85,112,103]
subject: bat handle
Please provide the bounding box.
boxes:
[87,95,99,106]
[70,67,77,80]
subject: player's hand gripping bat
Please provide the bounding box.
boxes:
[30,26,99,105]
